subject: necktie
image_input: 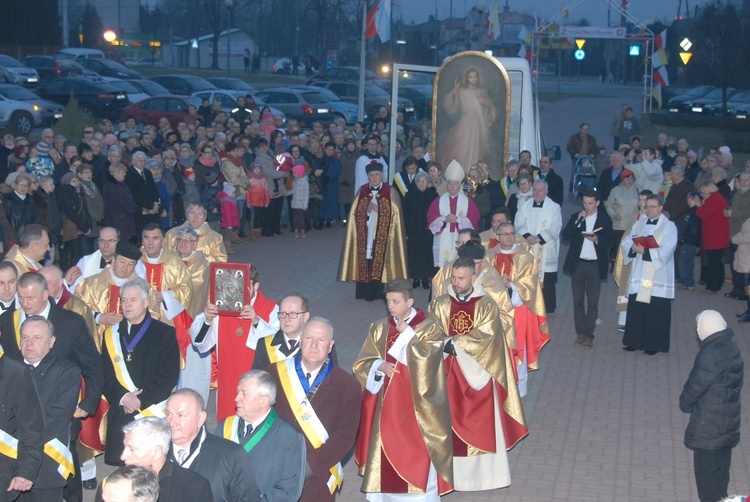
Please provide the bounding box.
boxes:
[245,424,253,437]
[306,372,312,382]
[177,449,188,464]
[289,339,298,352]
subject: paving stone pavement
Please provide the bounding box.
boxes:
[86,225,750,501]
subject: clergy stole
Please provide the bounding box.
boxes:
[143,262,193,367]
[488,237,499,249]
[108,285,122,314]
[56,290,109,454]
[493,253,513,279]
[446,297,497,456]
[353,185,392,282]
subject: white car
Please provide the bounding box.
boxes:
[0,55,40,88]
[0,91,44,134]
[272,58,306,75]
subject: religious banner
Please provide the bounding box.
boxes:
[433,51,511,180]
[209,262,252,316]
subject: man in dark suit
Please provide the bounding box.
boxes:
[538,156,565,207]
[0,272,102,502]
[561,189,614,348]
[100,278,180,465]
[20,315,81,502]
[165,389,260,502]
[215,370,306,501]
[0,345,44,502]
[252,293,310,370]
[392,155,423,198]
[269,317,361,501]
[124,151,161,239]
[95,418,213,502]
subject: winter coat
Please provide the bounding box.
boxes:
[679,328,743,451]
[2,191,36,236]
[32,189,62,245]
[246,176,270,208]
[696,192,730,250]
[605,183,640,231]
[732,218,750,273]
[679,206,701,246]
[103,175,138,243]
[201,184,221,223]
[218,192,240,228]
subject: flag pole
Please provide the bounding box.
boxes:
[358,0,368,122]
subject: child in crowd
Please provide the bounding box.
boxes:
[183,167,201,209]
[679,191,702,290]
[246,162,270,241]
[218,182,241,254]
[201,171,221,232]
[291,164,309,238]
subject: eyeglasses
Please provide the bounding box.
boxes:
[278,311,307,319]
[176,238,197,244]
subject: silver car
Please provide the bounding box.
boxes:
[0,55,40,88]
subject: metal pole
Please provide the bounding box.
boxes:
[226,7,231,76]
[358,0,367,122]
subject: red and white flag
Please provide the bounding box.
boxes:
[366,0,391,43]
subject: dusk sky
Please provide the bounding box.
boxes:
[397,0,713,27]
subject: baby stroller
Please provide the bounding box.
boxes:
[572,155,597,202]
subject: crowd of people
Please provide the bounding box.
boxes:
[0,98,745,502]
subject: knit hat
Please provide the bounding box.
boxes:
[365,161,383,174]
[145,159,160,170]
[36,142,50,156]
[719,146,731,155]
[687,191,700,198]
[104,133,118,146]
[444,160,464,182]
[204,171,219,185]
[61,172,78,185]
[223,182,235,196]
[620,168,634,180]
[292,165,305,178]
[696,310,727,341]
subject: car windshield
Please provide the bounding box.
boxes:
[364,83,389,96]
[187,77,216,91]
[302,92,328,104]
[133,80,169,95]
[312,88,341,102]
[103,60,128,70]
[0,55,24,67]
[0,86,40,100]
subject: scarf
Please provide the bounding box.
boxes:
[178,156,195,168]
[79,180,99,199]
[198,154,216,167]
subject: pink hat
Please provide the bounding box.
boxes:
[292,165,305,178]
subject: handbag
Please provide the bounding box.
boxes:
[61,217,78,242]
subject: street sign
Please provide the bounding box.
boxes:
[575,39,586,49]
[574,49,585,61]
[679,52,692,65]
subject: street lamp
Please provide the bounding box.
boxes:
[103,30,117,44]
[225,0,233,76]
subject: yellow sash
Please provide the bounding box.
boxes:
[0,428,18,460]
[276,359,343,494]
[222,415,241,444]
[264,336,295,365]
[277,358,329,448]
[103,326,167,419]
[44,438,75,479]
[0,345,4,358]
[13,309,21,348]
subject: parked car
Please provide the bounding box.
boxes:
[129,57,163,67]
[0,83,63,130]
[122,95,203,127]
[669,87,742,114]
[286,85,358,124]
[666,85,715,107]
[77,59,142,80]
[191,90,285,120]
[22,56,84,83]
[206,77,254,92]
[56,48,106,61]
[122,79,170,97]
[311,80,415,121]
[306,66,376,84]
[271,58,305,75]
[101,77,149,103]
[0,55,40,87]
[150,75,217,96]
[393,84,433,120]
[36,77,129,120]
[703,90,750,116]
[254,88,333,125]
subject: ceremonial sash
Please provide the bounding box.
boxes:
[103,326,167,419]
[13,309,21,348]
[221,415,241,443]
[108,285,122,314]
[264,336,293,364]
[393,173,408,196]
[242,408,276,453]
[0,428,18,459]
[277,359,343,494]
[277,358,329,448]
[44,438,75,479]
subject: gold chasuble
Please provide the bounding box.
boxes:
[430,287,528,492]
[337,183,408,283]
[485,244,550,372]
[353,310,453,496]
[179,251,210,318]
[164,222,227,264]
[3,245,42,274]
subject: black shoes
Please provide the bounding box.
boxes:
[83,478,98,490]
[725,291,749,301]
[412,279,420,289]
[421,278,430,290]
[644,350,657,355]
[622,346,637,352]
